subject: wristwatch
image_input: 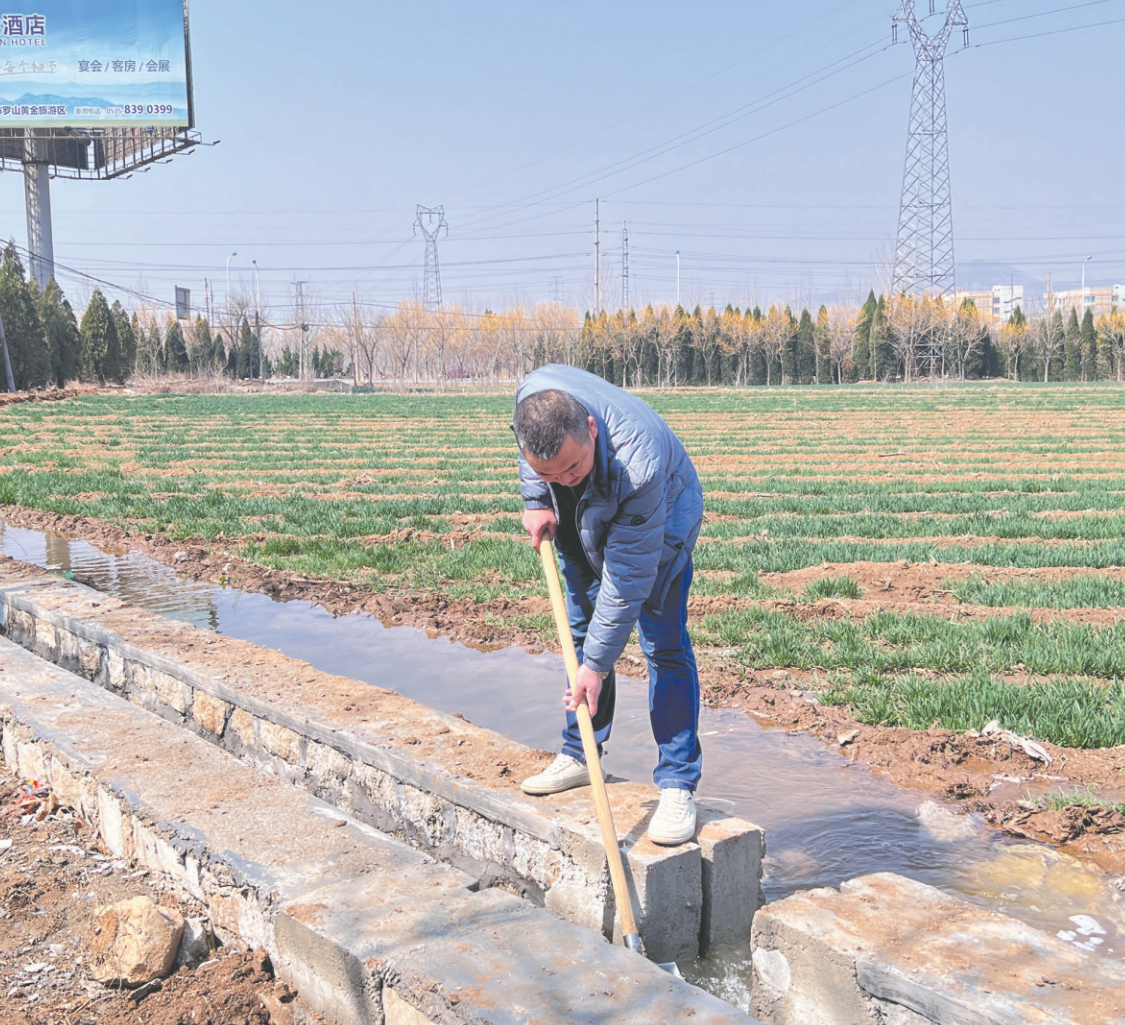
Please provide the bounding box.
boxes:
[589,669,609,681]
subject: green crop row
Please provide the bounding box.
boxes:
[820,671,1125,749]
[6,387,1125,753]
[948,573,1125,609]
[696,605,1125,679]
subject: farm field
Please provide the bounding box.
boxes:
[2,383,1125,863]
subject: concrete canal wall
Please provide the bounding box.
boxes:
[750,872,1125,1024]
[0,559,764,964]
[0,634,759,1025]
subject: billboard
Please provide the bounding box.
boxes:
[0,1,190,128]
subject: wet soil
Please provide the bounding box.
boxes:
[983,801,1125,876]
[0,771,313,1025]
[3,504,1124,872]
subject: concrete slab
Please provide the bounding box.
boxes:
[750,871,1125,1025]
[0,634,762,1025]
[0,560,767,961]
[0,635,473,909]
[279,878,759,1025]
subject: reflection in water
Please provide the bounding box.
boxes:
[0,521,1119,1001]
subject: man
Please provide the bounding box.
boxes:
[512,364,704,846]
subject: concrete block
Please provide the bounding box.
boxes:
[56,626,83,673]
[698,812,765,951]
[381,886,757,1025]
[305,738,351,786]
[1,722,17,770]
[260,719,303,763]
[193,689,228,736]
[80,638,104,679]
[229,706,256,747]
[31,617,57,660]
[543,857,611,936]
[6,605,33,645]
[154,667,190,713]
[107,648,127,690]
[15,736,46,782]
[384,986,432,1025]
[751,872,1125,1025]
[622,836,702,964]
[97,788,127,858]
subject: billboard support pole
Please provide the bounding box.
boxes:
[23,131,54,290]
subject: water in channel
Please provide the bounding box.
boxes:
[1,522,1120,1007]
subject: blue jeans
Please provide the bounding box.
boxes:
[557,551,702,791]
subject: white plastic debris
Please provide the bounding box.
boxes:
[1069,914,1107,937]
[980,719,1052,765]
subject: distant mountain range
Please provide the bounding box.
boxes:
[0,82,183,106]
[957,260,1044,296]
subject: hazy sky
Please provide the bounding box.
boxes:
[4,0,1122,322]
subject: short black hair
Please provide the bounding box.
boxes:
[512,389,590,461]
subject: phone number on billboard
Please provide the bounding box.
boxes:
[113,104,175,115]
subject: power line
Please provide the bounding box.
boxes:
[965,14,1125,46]
[444,0,870,206]
[455,37,893,235]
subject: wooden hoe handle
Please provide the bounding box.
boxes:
[539,540,641,951]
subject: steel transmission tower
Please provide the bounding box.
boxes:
[622,223,629,310]
[891,1,968,300]
[414,205,448,309]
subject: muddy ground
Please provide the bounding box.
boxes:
[0,771,313,1025]
[2,503,1124,875]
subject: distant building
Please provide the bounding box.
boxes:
[1050,286,1123,320]
[990,284,1023,322]
[952,284,1023,323]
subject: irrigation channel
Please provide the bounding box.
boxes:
[1,521,1121,1007]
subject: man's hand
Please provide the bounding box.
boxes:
[523,508,557,550]
[565,664,604,717]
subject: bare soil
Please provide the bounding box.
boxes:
[0,388,86,411]
[3,504,1124,873]
[0,771,312,1025]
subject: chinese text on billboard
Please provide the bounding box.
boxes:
[0,1,189,128]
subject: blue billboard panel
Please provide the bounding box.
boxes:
[0,1,190,128]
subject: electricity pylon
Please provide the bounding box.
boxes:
[622,223,629,310]
[891,1,968,300]
[414,205,448,309]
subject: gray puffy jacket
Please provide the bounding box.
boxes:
[516,365,703,674]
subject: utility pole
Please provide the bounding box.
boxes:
[252,259,263,384]
[594,199,600,316]
[294,280,308,380]
[352,291,360,387]
[0,308,15,393]
[414,205,448,310]
[622,222,629,311]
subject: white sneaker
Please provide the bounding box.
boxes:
[648,787,697,846]
[521,753,604,795]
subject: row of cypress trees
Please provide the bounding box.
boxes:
[565,293,1121,387]
[0,242,137,390]
[0,241,271,391]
